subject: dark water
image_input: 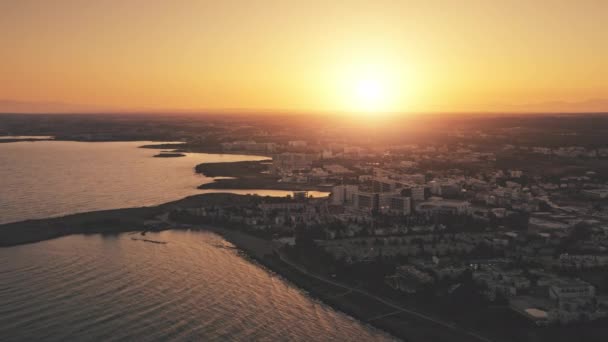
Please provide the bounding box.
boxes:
[0,231,394,341]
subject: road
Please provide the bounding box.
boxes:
[276,250,493,342]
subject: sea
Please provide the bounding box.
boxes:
[0,140,392,341]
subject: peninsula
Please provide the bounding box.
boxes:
[195,160,329,191]
[153,152,186,158]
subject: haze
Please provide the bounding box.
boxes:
[1,0,607,114]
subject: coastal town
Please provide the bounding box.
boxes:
[152,116,608,339]
[3,114,608,342]
[3,1,607,341]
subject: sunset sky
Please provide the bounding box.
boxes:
[1,0,607,114]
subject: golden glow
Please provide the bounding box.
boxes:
[355,78,386,112]
[329,55,413,115]
[0,1,607,113]
[338,63,403,115]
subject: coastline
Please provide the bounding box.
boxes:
[0,206,160,247]
[194,159,329,191]
[0,139,325,192]
[0,138,55,143]
[0,193,242,247]
[187,225,399,341]
[0,194,489,342]
[139,142,274,158]
[190,224,491,342]
[141,143,326,191]
[198,179,329,191]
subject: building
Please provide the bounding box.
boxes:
[510,170,523,178]
[355,191,379,212]
[354,190,409,214]
[330,185,358,205]
[557,254,608,269]
[221,140,276,153]
[473,266,530,301]
[528,217,571,232]
[549,279,595,301]
[385,265,434,293]
[272,153,317,173]
[388,196,411,215]
[409,186,427,201]
[582,189,608,199]
[429,181,441,195]
[372,177,397,193]
[323,164,351,174]
[288,140,307,148]
[415,198,470,215]
[428,181,462,198]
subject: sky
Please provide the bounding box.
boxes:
[1,0,607,114]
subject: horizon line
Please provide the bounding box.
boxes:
[1,109,608,117]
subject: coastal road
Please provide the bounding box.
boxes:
[276,251,493,342]
[194,223,492,342]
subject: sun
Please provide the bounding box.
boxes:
[354,77,387,112]
[330,60,405,115]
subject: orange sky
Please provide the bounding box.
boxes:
[1,0,607,114]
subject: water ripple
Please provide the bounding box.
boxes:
[0,231,395,341]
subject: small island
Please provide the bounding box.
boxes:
[154,152,186,158]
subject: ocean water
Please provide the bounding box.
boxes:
[0,140,324,225]
[0,230,393,341]
[0,141,389,341]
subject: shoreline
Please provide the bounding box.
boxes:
[139,142,274,158]
[187,225,400,341]
[0,193,246,247]
[0,194,490,342]
[182,224,492,342]
[1,139,324,192]
[198,180,329,191]
[194,159,329,192]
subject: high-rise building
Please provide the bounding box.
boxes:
[411,186,426,201]
[372,178,395,192]
[389,196,411,215]
[355,191,379,212]
[330,185,358,205]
